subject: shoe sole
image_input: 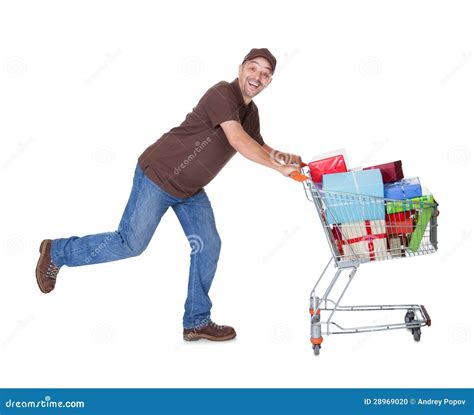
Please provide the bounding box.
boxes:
[35,240,51,294]
[183,333,237,342]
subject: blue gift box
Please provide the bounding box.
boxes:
[384,177,422,200]
[322,170,385,225]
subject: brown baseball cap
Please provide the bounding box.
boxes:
[242,48,277,73]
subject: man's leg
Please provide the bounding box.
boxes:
[173,190,236,341]
[36,164,177,293]
[50,164,172,267]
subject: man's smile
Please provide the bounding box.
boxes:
[247,78,262,92]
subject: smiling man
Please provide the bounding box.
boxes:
[35,48,303,342]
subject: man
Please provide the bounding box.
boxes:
[35,48,304,342]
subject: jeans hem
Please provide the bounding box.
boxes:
[50,240,64,268]
[183,316,211,330]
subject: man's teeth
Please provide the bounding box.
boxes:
[249,80,259,87]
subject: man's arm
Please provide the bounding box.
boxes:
[220,121,298,177]
[262,144,304,167]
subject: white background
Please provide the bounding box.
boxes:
[0,0,472,388]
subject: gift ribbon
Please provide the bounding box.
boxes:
[386,180,407,198]
[389,179,418,199]
[399,182,407,198]
[350,171,361,195]
[349,171,365,220]
[339,220,386,261]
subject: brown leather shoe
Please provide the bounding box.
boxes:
[183,320,236,341]
[35,239,60,294]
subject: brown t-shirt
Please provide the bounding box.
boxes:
[137,78,265,198]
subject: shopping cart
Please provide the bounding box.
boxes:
[296,169,439,356]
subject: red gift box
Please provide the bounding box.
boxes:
[385,211,415,235]
[363,160,403,183]
[332,220,388,262]
[308,155,347,183]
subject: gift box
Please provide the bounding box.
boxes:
[385,211,415,235]
[388,236,404,257]
[408,205,434,252]
[386,195,435,215]
[363,160,403,183]
[384,177,422,200]
[388,235,411,257]
[322,170,385,225]
[308,154,347,183]
[336,220,388,262]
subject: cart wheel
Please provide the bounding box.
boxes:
[413,327,421,342]
[405,310,415,324]
[312,344,321,356]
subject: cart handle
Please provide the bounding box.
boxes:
[289,171,310,182]
[289,162,310,182]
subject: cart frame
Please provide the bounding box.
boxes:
[302,172,438,355]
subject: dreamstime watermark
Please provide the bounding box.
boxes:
[440,51,472,86]
[4,395,85,409]
[269,149,292,166]
[262,226,300,263]
[3,56,27,77]
[187,235,204,255]
[1,315,34,351]
[1,137,34,169]
[90,322,117,345]
[276,48,300,74]
[447,146,471,166]
[440,228,472,262]
[270,322,293,345]
[3,234,26,256]
[91,147,116,164]
[84,48,122,84]
[447,325,471,344]
[356,137,390,167]
[359,56,382,78]
[181,55,205,77]
[174,137,212,175]
[84,233,117,264]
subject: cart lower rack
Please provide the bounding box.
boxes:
[303,173,438,355]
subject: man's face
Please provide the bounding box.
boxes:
[238,57,273,102]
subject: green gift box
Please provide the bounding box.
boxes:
[408,205,433,252]
[386,195,435,215]
[386,195,437,252]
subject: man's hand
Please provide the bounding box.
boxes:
[287,153,304,167]
[278,164,302,178]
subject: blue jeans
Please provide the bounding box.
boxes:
[51,164,221,329]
